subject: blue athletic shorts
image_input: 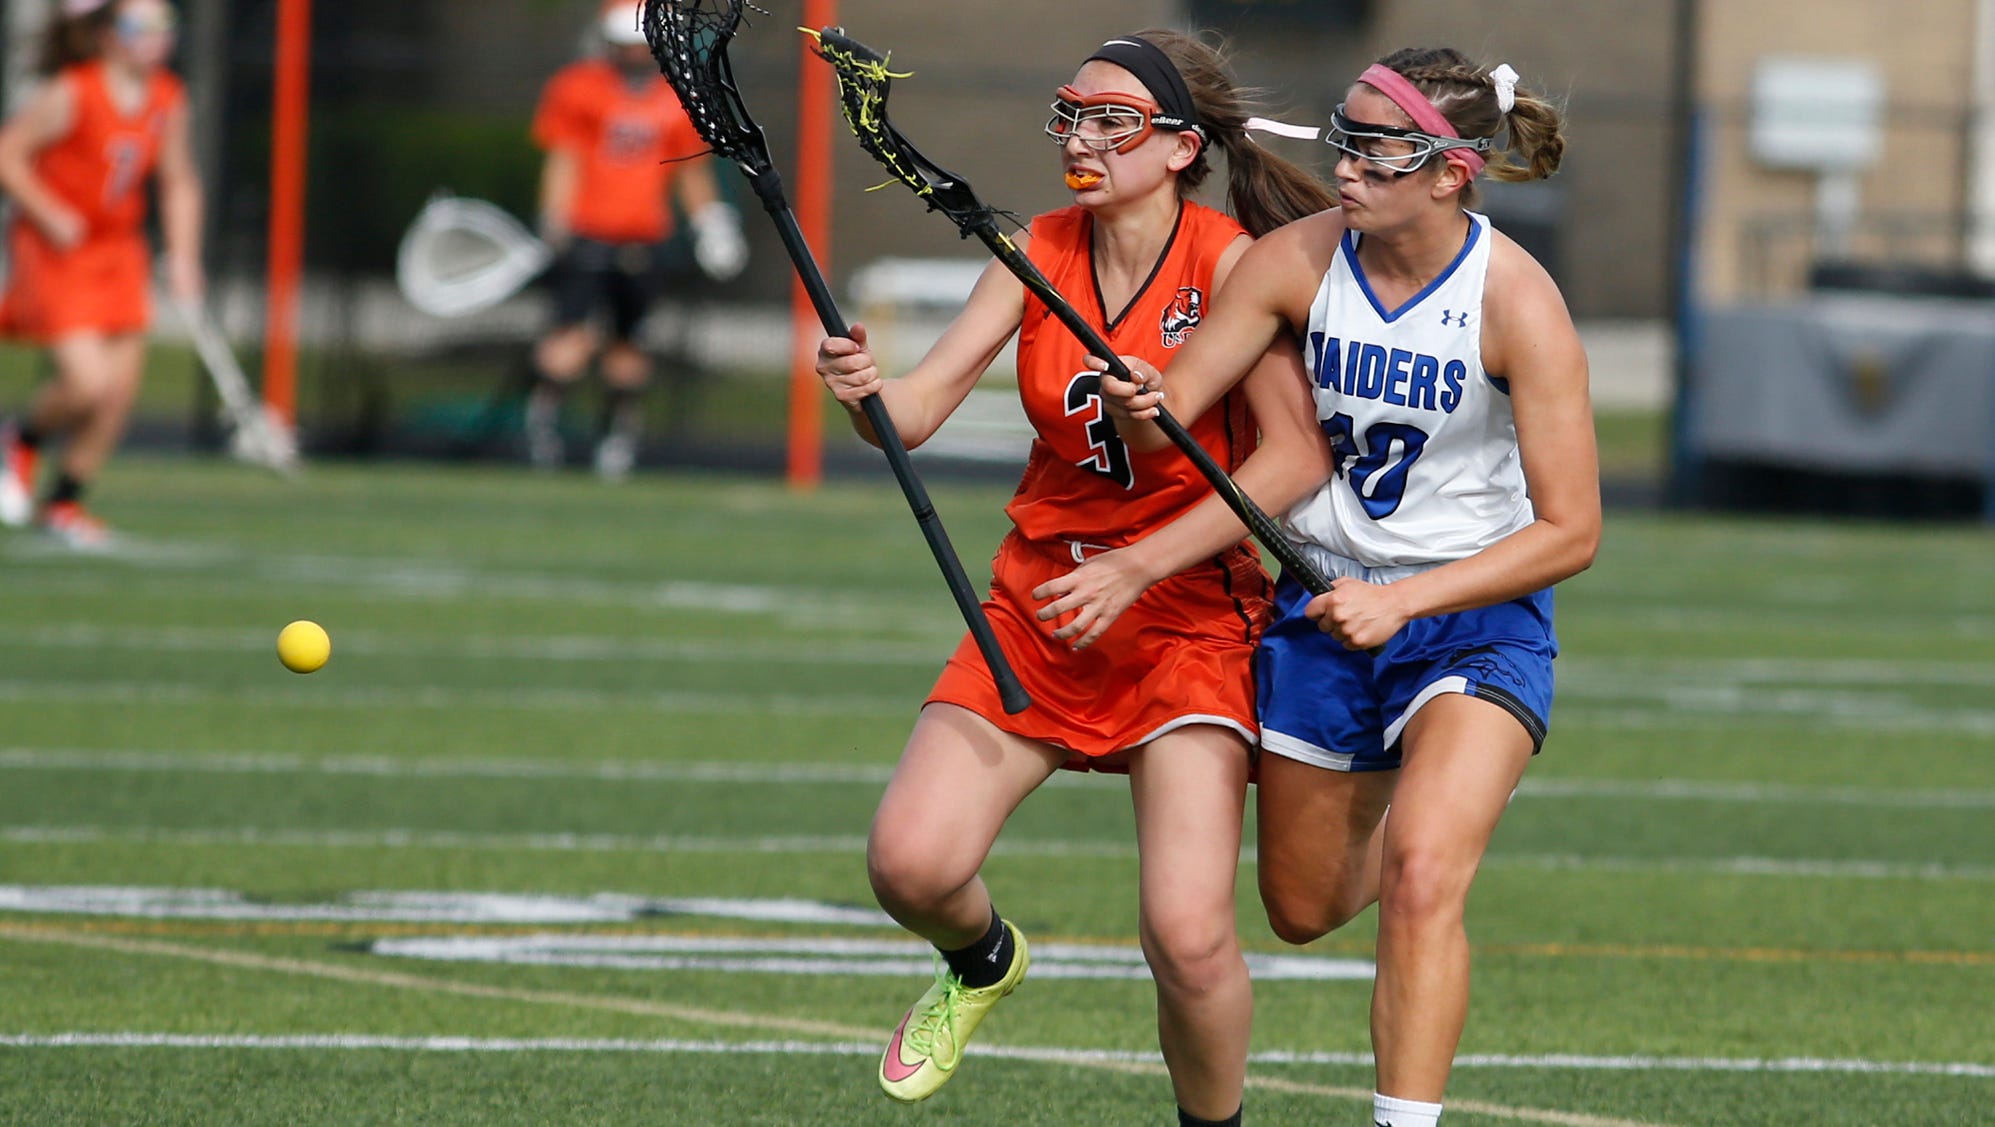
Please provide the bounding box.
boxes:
[1256,571,1557,772]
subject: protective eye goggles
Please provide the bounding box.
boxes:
[1324,104,1490,175]
[1044,86,1194,155]
[115,8,179,38]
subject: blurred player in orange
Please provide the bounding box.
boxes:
[0,0,202,549]
[525,0,744,480]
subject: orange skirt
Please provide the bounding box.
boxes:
[0,225,151,342]
[927,530,1272,770]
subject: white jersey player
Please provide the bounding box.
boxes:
[1038,48,1601,1127]
[1289,209,1534,569]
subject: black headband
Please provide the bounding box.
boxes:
[1085,36,1202,135]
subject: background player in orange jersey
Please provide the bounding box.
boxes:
[815,30,1336,1125]
[0,0,201,549]
[524,0,744,481]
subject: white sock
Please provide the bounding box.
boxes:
[1373,1092,1443,1127]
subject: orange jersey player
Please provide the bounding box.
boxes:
[931,198,1270,758]
[530,41,703,246]
[522,0,741,480]
[814,30,1336,1125]
[0,0,201,549]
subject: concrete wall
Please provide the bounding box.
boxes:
[1693,0,1980,300]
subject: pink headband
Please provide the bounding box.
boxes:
[1357,63,1486,177]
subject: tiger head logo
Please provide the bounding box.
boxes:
[1159,286,1204,348]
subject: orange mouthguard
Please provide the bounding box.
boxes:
[1065,170,1104,190]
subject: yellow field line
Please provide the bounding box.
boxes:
[0,923,1677,1127]
[0,922,874,1037]
[2,916,1987,967]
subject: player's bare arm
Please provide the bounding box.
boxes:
[0,77,84,249]
[816,256,1026,449]
[536,147,580,247]
[156,99,204,303]
[1103,208,1345,447]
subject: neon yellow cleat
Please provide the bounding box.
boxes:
[877,922,1029,1102]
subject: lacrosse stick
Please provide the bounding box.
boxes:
[809,28,1338,602]
[171,298,301,475]
[395,192,554,318]
[642,0,1029,713]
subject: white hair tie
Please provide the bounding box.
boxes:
[1489,64,1520,114]
[1245,116,1322,141]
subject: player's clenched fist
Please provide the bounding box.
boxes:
[1304,576,1410,653]
[1088,354,1166,421]
[816,323,883,406]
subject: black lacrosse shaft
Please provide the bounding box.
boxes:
[965,217,1333,598]
[746,171,1032,714]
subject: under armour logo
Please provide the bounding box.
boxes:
[1440,309,1470,328]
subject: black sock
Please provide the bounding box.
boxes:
[1178,1107,1242,1127]
[939,909,1012,988]
[46,473,84,506]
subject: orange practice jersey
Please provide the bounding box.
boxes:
[1006,201,1255,548]
[0,62,182,340]
[17,62,181,241]
[531,59,702,243]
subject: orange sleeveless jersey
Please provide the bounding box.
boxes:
[1006,202,1257,546]
[927,201,1274,766]
[0,62,183,341]
[531,60,702,244]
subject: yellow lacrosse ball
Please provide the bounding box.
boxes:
[277,620,331,674]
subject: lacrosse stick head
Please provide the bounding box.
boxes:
[807,27,1002,236]
[230,407,302,476]
[396,193,552,318]
[643,0,775,177]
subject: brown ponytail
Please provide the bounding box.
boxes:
[1136,29,1338,237]
[38,5,115,74]
[1372,46,1565,206]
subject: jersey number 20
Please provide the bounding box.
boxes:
[1322,413,1429,519]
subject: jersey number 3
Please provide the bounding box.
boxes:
[1064,373,1134,489]
[1323,412,1429,519]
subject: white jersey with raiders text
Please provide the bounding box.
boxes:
[1284,211,1534,568]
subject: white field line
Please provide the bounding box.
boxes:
[10,677,1995,736]
[0,624,944,666]
[1556,703,1995,737]
[16,621,1995,689]
[0,680,911,717]
[0,748,902,785]
[1564,655,1995,688]
[5,747,1992,809]
[1574,605,1995,643]
[0,1033,1985,1081]
[2,554,951,633]
[0,926,1674,1127]
[6,824,1995,882]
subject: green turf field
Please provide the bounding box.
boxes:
[0,457,1989,1126]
